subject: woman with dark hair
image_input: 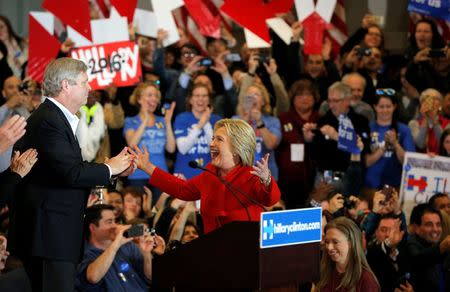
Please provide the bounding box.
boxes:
[173,83,221,178]
[404,19,446,62]
[364,90,415,189]
[438,128,450,157]
[316,217,380,292]
[340,14,385,58]
[276,79,319,208]
[0,15,27,77]
[404,19,448,93]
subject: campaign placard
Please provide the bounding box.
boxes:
[400,152,450,223]
[260,207,322,249]
[71,41,141,90]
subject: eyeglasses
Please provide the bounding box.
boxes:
[376,88,396,96]
[182,52,196,58]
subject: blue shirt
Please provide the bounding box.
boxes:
[232,115,281,180]
[173,112,220,179]
[124,115,168,180]
[365,122,415,188]
[76,242,149,292]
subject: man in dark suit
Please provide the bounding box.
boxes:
[9,58,135,292]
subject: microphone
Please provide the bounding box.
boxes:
[189,161,267,219]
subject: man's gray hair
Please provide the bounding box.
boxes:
[328,81,352,100]
[43,57,87,97]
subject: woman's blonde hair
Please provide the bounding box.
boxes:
[129,82,161,108]
[238,83,272,115]
[214,119,256,166]
[317,217,379,292]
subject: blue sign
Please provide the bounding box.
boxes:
[408,0,450,22]
[337,114,360,154]
[260,207,322,249]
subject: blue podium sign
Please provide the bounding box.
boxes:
[260,207,322,249]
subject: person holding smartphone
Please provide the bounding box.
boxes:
[76,204,154,291]
[234,83,281,180]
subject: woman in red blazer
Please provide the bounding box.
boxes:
[132,118,281,233]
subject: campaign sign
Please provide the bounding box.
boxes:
[260,207,322,249]
[71,41,141,90]
[400,152,450,223]
[407,0,450,22]
[337,114,360,154]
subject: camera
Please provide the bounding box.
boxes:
[356,47,372,58]
[380,184,394,205]
[197,57,214,67]
[258,52,270,64]
[428,49,445,58]
[124,224,145,238]
[343,196,356,209]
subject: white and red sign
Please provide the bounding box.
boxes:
[400,152,450,223]
[71,41,141,90]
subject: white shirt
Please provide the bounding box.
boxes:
[46,97,79,136]
[46,97,112,177]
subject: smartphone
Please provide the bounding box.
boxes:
[243,95,255,112]
[380,184,394,205]
[395,273,410,288]
[258,52,270,64]
[225,53,241,62]
[197,57,214,67]
[428,49,445,58]
[124,224,145,238]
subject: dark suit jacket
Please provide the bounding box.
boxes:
[9,99,110,263]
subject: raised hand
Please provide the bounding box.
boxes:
[198,106,213,129]
[263,58,277,75]
[112,224,134,248]
[0,115,26,154]
[129,145,155,175]
[164,101,176,125]
[10,148,38,178]
[184,55,204,75]
[250,153,272,186]
[105,147,134,176]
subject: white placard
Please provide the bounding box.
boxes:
[266,17,293,45]
[91,16,130,45]
[315,0,336,23]
[244,28,271,48]
[294,0,315,21]
[68,26,93,47]
[400,152,450,223]
[133,8,157,37]
[30,12,54,35]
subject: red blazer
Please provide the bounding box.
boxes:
[150,163,281,233]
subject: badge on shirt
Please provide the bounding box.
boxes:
[290,144,304,162]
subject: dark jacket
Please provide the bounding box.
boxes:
[406,234,450,292]
[9,99,111,263]
[311,107,370,172]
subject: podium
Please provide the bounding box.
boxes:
[153,221,320,291]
